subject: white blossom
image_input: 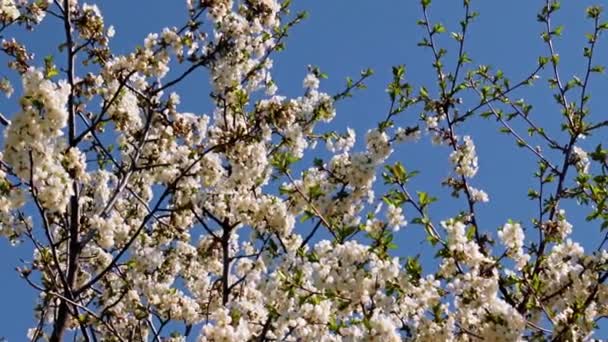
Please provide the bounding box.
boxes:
[572,145,590,174]
[0,1,604,340]
[498,221,530,269]
[0,0,19,21]
[469,186,489,203]
[450,135,479,178]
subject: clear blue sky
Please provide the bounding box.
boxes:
[1,0,607,339]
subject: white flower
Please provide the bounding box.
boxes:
[0,0,20,21]
[366,128,392,163]
[469,186,489,203]
[327,127,356,153]
[571,146,589,174]
[545,209,573,240]
[443,219,489,267]
[63,147,87,180]
[105,84,142,131]
[425,115,439,129]
[386,203,407,231]
[367,312,401,341]
[303,73,320,90]
[82,3,101,17]
[395,126,421,143]
[498,221,530,269]
[450,135,479,178]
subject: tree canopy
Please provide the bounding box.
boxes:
[0,0,607,341]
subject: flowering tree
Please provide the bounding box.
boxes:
[0,0,607,340]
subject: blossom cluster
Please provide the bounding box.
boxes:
[0,0,606,341]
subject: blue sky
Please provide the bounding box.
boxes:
[1,0,607,339]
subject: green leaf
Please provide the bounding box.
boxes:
[459,52,472,64]
[590,65,605,73]
[300,211,314,223]
[361,68,374,77]
[308,184,324,199]
[451,32,463,41]
[43,55,59,79]
[586,5,602,19]
[405,256,422,281]
[433,23,446,34]
[528,189,540,199]
[417,191,437,207]
[392,65,405,78]
[466,225,476,241]
[271,151,300,173]
[419,86,430,99]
